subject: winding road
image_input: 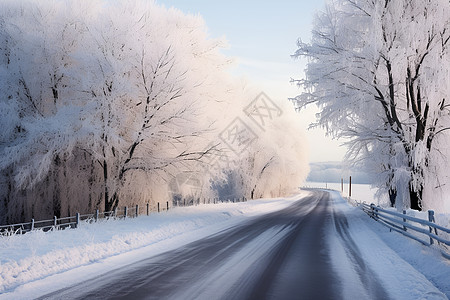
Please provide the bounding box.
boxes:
[40,190,391,300]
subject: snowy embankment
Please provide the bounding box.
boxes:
[0,194,307,297]
[305,181,450,229]
[308,182,449,297]
[1,188,449,299]
[329,191,450,299]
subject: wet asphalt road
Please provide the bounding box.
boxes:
[40,190,390,300]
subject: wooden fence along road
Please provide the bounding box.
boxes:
[360,203,450,259]
[0,197,247,236]
[1,190,449,261]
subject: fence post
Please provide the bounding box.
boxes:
[349,176,352,197]
[31,219,35,231]
[428,210,435,245]
[54,216,57,227]
[95,209,99,221]
[146,203,149,216]
[402,210,407,231]
[166,201,169,211]
[76,213,80,228]
[158,202,160,213]
[124,206,128,219]
[114,208,117,218]
[135,205,139,217]
[341,178,343,193]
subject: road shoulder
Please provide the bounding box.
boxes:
[329,191,449,299]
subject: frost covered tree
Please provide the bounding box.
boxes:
[293,0,450,210]
[243,99,309,200]
[0,0,310,223]
[0,0,232,221]
[207,91,309,201]
[0,0,307,223]
[74,4,223,212]
[0,1,95,219]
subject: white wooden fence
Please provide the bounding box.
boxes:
[360,203,450,259]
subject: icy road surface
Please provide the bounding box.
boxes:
[37,190,447,300]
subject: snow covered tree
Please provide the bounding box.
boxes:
[293,0,450,210]
[74,4,223,211]
[0,0,310,223]
[0,0,234,221]
[207,90,309,201]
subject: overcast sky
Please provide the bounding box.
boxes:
[157,0,346,162]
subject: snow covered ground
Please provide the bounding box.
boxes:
[0,195,305,298]
[305,181,450,229]
[304,181,387,204]
[0,188,449,299]
[329,190,449,299]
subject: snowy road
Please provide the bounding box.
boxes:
[37,190,406,300]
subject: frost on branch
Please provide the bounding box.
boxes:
[0,0,309,223]
[293,0,450,211]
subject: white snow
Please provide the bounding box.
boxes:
[305,181,387,205]
[1,187,449,299]
[0,194,306,299]
[305,181,449,229]
[328,190,449,299]
[171,227,292,300]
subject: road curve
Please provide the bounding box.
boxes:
[39,190,390,300]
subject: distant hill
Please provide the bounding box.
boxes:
[306,161,373,184]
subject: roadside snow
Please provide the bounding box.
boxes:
[306,181,449,231]
[1,188,449,300]
[329,190,450,299]
[0,193,308,298]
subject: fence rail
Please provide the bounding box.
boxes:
[0,197,247,236]
[360,203,450,259]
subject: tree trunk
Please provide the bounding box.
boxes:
[105,192,118,212]
[52,156,61,218]
[388,188,396,207]
[409,183,423,211]
[103,160,119,212]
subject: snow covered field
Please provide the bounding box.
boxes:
[304,181,386,204]
[305,181,450,229]
[0,189,449,299]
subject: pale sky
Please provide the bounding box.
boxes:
[156,0,347,162]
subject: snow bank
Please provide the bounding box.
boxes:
[329,191,450,299]
[306,181,449,229]
[0,193,307,297]
[305,181,389,205]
